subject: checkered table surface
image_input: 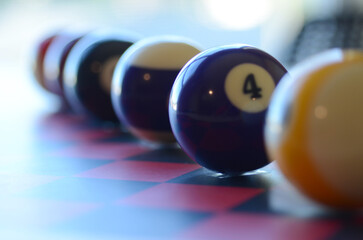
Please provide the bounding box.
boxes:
[0,111,362,240]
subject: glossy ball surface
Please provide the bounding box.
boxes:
[63,30,137,122]
[112,36,201,143]
[265,49,363,209]
[169,45,287,175]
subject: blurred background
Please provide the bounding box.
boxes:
[1,0,363,113]
[0,0,303,64]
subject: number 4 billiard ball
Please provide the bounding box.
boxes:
[169,45,287,175]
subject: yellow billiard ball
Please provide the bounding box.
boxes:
[265,49,363,209]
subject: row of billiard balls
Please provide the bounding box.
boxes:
[33,29,363,209]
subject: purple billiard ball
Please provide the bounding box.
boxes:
[111,36,202,143]
[169,45,287,175]
[63,30,138,123]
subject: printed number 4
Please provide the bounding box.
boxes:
[243,73,262,99]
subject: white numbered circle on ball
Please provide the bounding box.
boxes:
[224,63,276,113]
[100,56,120,93]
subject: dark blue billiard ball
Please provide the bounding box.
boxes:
[63,30,138,122]
[111,36,201,143]
[169,45,287,175]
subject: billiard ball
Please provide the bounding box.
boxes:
[169,44,287,175]
[111,36,201,143]
[63,30,138,122]
[43,30,84,100]
[265,49,363,209]
[32,32,57,91]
